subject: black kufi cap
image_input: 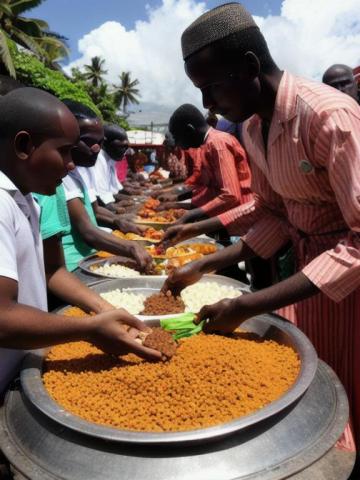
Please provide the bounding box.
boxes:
[181,2,258,60]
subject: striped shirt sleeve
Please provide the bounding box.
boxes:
[302,108,360,302]
[199,145,245,216]
[219,161,291,257]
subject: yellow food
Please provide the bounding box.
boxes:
[44,308,300,433]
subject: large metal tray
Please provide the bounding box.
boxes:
[78,238,222,280]
[20,276,318,445]
[78,255,167,280]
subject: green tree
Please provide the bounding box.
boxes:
[113,71,140,115]
[0,0,69,76]
[83,56,107,87]
[70,66,130,129]
[12,43,100,117]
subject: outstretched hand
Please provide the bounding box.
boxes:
[90,309,162,361]
[161,263,204,296]
[195,296,250,333]
[161,223,195,247]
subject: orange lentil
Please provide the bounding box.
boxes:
[43,327,300,433]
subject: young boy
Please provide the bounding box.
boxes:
[92,124,131,210]
[163,3,360,452]
[0,87,161,397]
[39,100,152,272]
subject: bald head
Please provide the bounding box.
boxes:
[322,64,358,102]
[0,87,79,196]
[0,87,78,141]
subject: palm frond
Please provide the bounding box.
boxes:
[10,25,44,57]
[0,29,16,77]
[9,0,45,16]
[14,16,43,37]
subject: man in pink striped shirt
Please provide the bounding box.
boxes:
[162,3,360,455]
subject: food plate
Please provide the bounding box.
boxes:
[21,275,318,445]
[78,256,167,279]
[79,239,223,278]
[134,217,174,231]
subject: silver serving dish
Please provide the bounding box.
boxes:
[78,255,167,280]
[21,275,317,445]
[78,238,222,279]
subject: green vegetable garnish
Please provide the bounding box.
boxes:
[160,313,205,341]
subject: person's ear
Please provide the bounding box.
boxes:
[244,51,261,79]
[13,131,35,160]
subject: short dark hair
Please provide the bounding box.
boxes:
[0,87,72,140]
[62,99,98,120]
[104,123,128,142]
[169,104,207,134]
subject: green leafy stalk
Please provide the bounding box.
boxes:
[160,313,205,341]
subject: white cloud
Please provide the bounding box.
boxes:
[67,0,360,123]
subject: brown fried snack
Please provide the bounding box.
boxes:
[143,327,177,359]
[141,291,185,315]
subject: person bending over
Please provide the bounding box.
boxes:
[162,2,360,453]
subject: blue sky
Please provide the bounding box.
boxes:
[30,0,282,63]
[27,0,360,125]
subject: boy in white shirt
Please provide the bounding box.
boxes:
[0,88,161,398]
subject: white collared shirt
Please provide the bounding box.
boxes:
[76,166,98,204]
[92,150,123,205]
[62,168,87,201]
[0,171,47,393]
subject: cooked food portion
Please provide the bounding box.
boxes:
[166,253,204,272]
[181,282,242,313]
[167,243,217,256]
[96,251,114,259]
[43,328,300,432]
[136,209,185,224]
[142,198,160,210]
[90,263,141,278]
[142,327,177,359]
[99,290,146,315]
[112,228,164,242]
[141,291,185,315]
[66,282,243,315]
[146,242,217,260]
[137,198,185,223]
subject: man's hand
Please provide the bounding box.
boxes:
[114,217,146,235]
[159,193,178,202]
[155,202,178,211]
[195,272,320,333]
[90,309,162,361]
[162,223,196,246]
[127,243,153,271]
[161,263,204,296]
[195,297,248,333]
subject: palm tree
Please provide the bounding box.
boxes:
[0,0,69,76]
[113,71,140,115]
[83,56,107,87]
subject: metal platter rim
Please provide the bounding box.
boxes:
[20,313,318,445]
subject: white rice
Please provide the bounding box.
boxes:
[100,289,146,314]
[91,263,141,278]
[180,282,242,313]
[99,281,242,315]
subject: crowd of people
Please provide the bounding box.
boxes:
[0,2,360,477]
